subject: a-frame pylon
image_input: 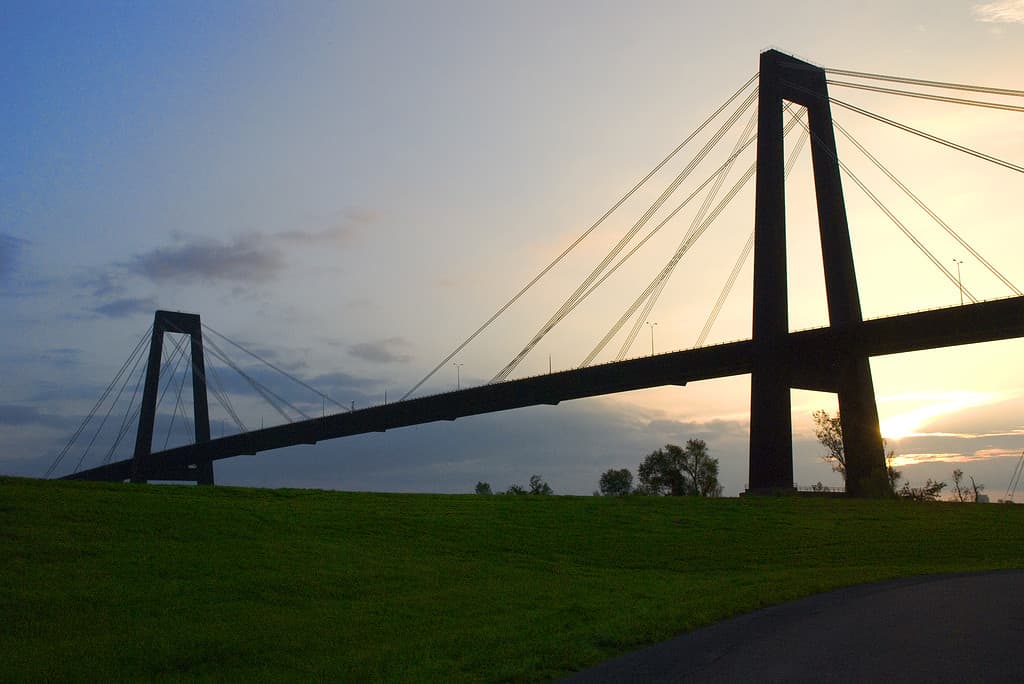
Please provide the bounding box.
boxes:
[131,310,215,484]
[747,50,890,497]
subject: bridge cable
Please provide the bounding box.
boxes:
[206,363,248,434]
[491,88,758,381]
[826,80,1024,114]
[832,119,1022,296]
[697,234,753,348]
[793,116,978,302]
[403,73,760,398]
[615,106,763,360]
[200,335,307,424]
[583,149,765,365]
[492,86,760,383]
[540,128,765,359]
[97,332,191,467]
[696,125,811,347]
[1006,449,1024,502]
[163,350,195,451]
[583,106,806,365]
[580,168,753,365]
[72,327,174,475]
[96,331,180,467]
[163,317,313,424]
[824,67,1024,99]
[826,96,1024,175]
[108,343,246,460]
[155,318,250,434]
[202,324,346,411]
[781,77,1024,176]
[102,345,149,464]
[45,325,152,478]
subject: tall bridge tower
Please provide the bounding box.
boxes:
[131,310,215,485]
[748,50,889,496]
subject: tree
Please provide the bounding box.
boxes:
[898,478,946,501]
[952,469,985,502]
[812,409,846,476]
[953,468,970,502]
[637,440,722,497]
[812,409,901,493]
[505,484,527,495]
[680,439,724,497]
[598,468,633,496]
[529,474,553,495]
[475,481,492,495]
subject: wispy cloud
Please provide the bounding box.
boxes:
[94,297,159,318]
[121,209,373,286]
[128,234,286,284]
[0,403,71,430]
[973,1,1024,23]
[348,337,412,364]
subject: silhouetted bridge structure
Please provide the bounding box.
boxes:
[61,51,1024,496]
[66,297,1024,487]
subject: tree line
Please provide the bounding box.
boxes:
[475,474,552,496]
[598,439,722,497]
[473,439,723,498]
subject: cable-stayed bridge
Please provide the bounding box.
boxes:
[54,51,1024,496]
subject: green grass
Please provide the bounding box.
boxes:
[3,476,1024,681]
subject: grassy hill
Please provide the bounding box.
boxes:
[3,476,1024,681]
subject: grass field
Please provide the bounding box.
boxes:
[3,476,1024,681]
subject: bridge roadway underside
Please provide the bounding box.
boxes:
[66,297,1024,483]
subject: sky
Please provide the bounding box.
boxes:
[3,0,1024,498]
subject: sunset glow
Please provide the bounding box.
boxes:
[3,2,1023,496]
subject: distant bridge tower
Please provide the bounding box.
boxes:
[748,50,889,496]
[131,310,214,485]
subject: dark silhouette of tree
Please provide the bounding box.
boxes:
[598,468,633,496]
[898,479,946,501]
[637,440,722,497]
[812,409,901,493]
[475,481,492,495]
[529,474,553,495]
[503,476,552,495]
[812,409,846,476]
[952,469,985,502]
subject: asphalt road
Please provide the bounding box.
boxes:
[563,570,1024,683]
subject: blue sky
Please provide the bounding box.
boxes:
[3,1,1024,497]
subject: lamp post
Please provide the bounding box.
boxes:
[645,321,658,356]
[453,362,464,390]
[953,258,964,306]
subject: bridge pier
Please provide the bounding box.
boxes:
[747,50,889,497]
[131,310,215,485]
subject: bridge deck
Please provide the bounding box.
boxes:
[65,296,1024,482]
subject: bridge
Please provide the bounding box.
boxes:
[56,51,1024,496]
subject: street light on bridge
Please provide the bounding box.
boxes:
[953,258,964,306]
[453,362,464,390]
[646,321,658,356]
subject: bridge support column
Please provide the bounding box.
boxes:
[748,50,889,497]
[131,310,214,485]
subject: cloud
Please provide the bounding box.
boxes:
[0,403,71,430]
[41,348,82,370]
[0,233,28,279]
[120,208,373,286]
[94,297,159,318]
[128,234,285,284]
[973,1,1024,23]
[348,337,412,364]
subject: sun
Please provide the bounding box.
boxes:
[879,391,995,440]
